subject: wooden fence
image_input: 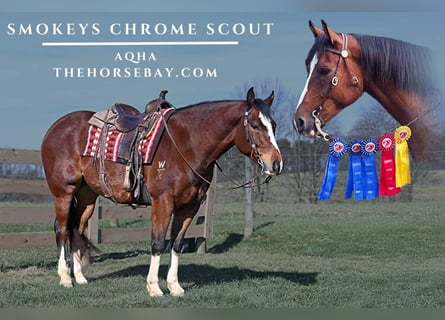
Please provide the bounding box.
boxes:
[0,148,215,253]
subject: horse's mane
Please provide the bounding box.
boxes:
[307,33,434,94]
[179,99,275,121]
[353,34,433,93]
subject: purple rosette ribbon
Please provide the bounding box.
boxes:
[318,138,347,200]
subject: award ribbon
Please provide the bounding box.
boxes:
[361,138,379,200]
[318,138,347,200]
[345,140,365,200]
[378,134,401,196]
[394,126,412,188]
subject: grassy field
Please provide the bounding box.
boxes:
[1,199,444,308]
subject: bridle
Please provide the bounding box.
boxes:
[312,33,361,141]
[244,108,266,172]
[161,106,273,189]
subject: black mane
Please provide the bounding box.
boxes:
[180,98,275,122]
[307,33,434,94]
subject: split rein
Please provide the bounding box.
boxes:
[160,109,273,190]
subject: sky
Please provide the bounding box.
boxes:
[1,1,445,149]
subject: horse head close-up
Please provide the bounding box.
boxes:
[293,20,437,162]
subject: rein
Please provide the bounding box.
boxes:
[160,108,273,190]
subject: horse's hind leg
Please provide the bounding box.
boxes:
[70,181,99,285]
[53,191,76,288]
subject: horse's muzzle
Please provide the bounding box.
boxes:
[262,158,283,176]
[293,114,316,137]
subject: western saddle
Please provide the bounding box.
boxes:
[91,90,175,207]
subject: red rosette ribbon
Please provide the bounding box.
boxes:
[378,134,401,196]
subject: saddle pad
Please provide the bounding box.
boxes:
[82,108,174,164]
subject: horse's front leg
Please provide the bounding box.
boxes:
[166,206,198,297]
[146,199,173,297]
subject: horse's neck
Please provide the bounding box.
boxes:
[177,101,243,159]
[366,84,433,162]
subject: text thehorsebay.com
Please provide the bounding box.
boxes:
[6,21,274,79]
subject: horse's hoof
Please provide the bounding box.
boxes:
[168,282,185,297]
[147,283,164,297]
[59,280,73,288]
[75,277,88,285]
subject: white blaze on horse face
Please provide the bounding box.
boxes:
[259,112,280,153]
[296,54,318,111]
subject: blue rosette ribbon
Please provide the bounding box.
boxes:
[361,138,379,200]
[318,138,347,200]
[344,140,365,200]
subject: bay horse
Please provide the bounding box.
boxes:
[41,87,283,297]
[293,20,441,162]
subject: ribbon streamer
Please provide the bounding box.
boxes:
[318,138,347,200]
[394,126,412,188]
[361,138,379,200]
[378,134,401,196]
[345,140,365,200]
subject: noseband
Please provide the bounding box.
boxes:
[312,33,360,141]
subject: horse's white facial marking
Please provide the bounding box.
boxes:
[296,54,318,111]
[259,112,280,153]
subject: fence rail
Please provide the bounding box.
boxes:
[0,148,215,252]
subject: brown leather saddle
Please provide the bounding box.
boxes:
[86,90,176,207]
[112,90,174,132]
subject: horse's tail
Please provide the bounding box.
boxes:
[68,196,99,267]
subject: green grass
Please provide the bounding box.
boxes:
[1,200,444,307]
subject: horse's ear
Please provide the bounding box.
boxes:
[309,20,323,38]
[246,87,255,106]
[321,19,342,47]
[264,90,274,107]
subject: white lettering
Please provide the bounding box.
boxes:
[206,22,273,36]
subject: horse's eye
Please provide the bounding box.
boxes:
[318,67,331,76]
[251,122,260,130]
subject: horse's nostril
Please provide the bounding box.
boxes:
[273,160,281,174]
[295,117,305,132]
